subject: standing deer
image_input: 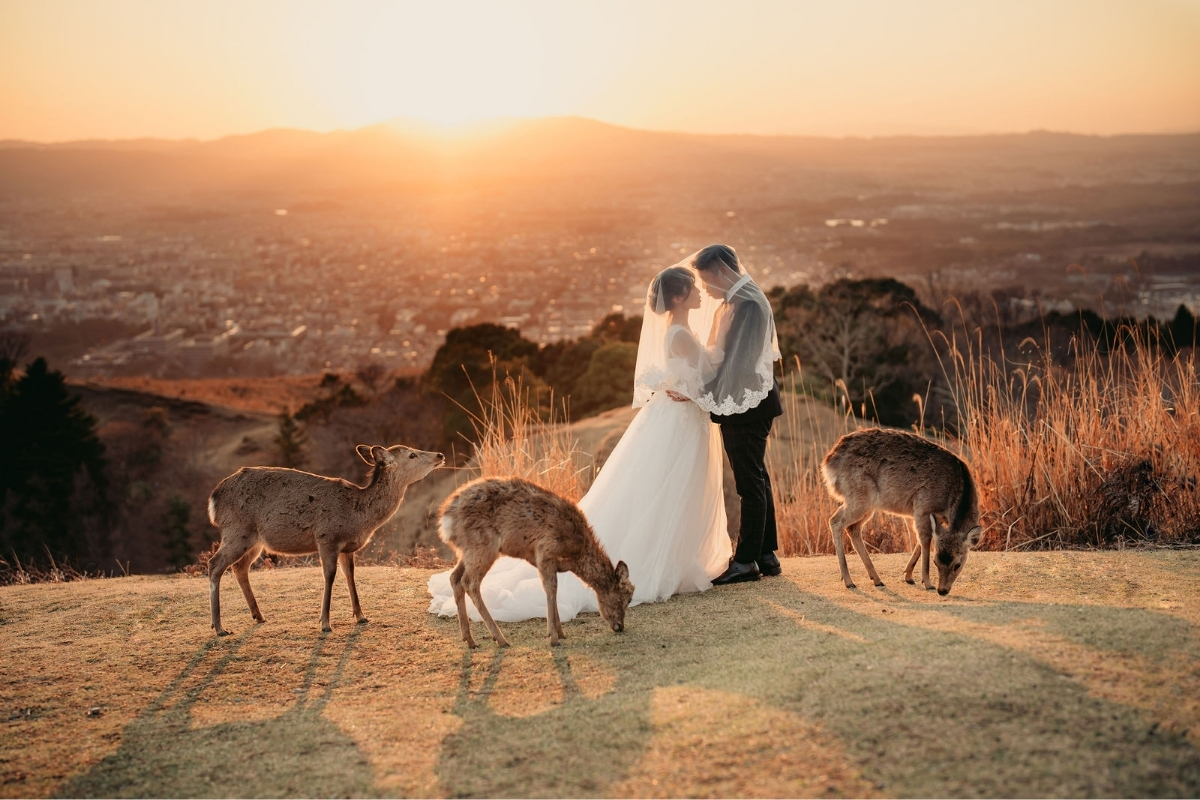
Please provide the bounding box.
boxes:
[821,428,982,595]
[206,443,443,635]
[438,477,635,648]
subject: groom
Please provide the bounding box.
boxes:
[692,244,783,584]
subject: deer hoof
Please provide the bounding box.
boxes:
[215,628,231,637]
[356,618,369,625]
[904,577,915,584]
[874,580,885,587]
[321,625,333,633]
[845,582,857,590]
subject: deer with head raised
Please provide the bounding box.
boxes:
[206,443,443,635]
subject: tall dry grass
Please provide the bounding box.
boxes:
[770,325,1200,555]
[468,327,1199,558]
[462,371,591,502]
[937,325,1200,550]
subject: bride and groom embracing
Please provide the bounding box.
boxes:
[428,243,782,623]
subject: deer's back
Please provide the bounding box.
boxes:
[210,466,358,552]
[441,477,592,564]
[822,428,968,516]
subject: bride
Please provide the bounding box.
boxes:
[428,262,733,623]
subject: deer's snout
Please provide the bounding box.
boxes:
[938,588,950,596]
[612,621,624,633]
[434,453,445,465]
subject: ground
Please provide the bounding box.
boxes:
[2,552,1199,798]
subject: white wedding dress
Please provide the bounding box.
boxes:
[427,324,731,623]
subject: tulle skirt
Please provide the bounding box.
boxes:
[427,391,731,622]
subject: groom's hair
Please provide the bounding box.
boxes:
[693,244,741,275]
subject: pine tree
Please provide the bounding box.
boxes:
[274,408,308,468]
[0,358,108,563]
[161,494,193,571]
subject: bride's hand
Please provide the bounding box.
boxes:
[709,305,732,347]
[664,390,690,403]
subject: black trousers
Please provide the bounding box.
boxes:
[720,417,778,564]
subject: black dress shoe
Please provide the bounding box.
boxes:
[712,559,761,585]
[758,552,782,577]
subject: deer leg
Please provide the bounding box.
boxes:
[317,543,339,633]
[466,576,510,649]
[904,518,921,583]
[915,512,936,590]
[449,562,477,649]
[538,560,565,646]
[339,551,367,624]
[831,506,868,589]
[208,534,250,636]
[458,547,506,647]
[847,522,884,587]
[904,545,921,584]
[232,543,265,623]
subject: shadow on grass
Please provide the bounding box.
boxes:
[758,579,1200,798]
[435,647,654,798]
[56,629,375,799]
[432,577,1200,798]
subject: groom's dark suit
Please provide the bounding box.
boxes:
[708,290,782,566]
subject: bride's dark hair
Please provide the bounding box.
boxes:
[648,267,694,315]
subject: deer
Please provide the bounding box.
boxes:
[438,477,635,648]
[821,428,982,596]
[206,443,444,635]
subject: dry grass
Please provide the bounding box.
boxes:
[935,325,1200,550]
[2,552,1199,798]
[460,371,592,501]
[0,552,107,587]
[768,328,1200,557]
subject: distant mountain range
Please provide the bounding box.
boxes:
[2,116,1198,199]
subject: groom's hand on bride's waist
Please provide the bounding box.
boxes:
[664,390,690,402]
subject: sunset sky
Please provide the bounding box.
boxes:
[2,0,1198,142]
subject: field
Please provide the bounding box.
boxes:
[3,551,1199,798]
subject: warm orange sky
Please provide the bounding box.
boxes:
[2,0,1199,142]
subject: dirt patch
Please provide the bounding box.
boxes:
[1,552,1198,798]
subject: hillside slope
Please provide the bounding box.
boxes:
[1,552,1198,798]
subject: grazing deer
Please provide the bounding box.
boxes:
[821,428,982,595]
[438,477,635,648]
[207,444,443,635]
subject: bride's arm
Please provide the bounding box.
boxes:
[669,327,723,391]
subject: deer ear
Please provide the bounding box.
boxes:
[370,445,389,464]
[355,445,374,464]
[966,525,983,548]
[615,560,629,581]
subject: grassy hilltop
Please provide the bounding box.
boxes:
[2,551,1199,798]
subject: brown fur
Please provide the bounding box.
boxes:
[438,477,635,648]
[821,428,982,595]
[206,444,443,635]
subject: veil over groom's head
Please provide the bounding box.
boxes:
[692,244,743,297]
[693,243,741,275]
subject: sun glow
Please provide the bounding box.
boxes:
[282,5,564,128]
[1,0,1197,141]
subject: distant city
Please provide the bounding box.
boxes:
[2,121,1198,378]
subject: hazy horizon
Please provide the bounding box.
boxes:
[3,0,1199,142]
[5,113,1200,148]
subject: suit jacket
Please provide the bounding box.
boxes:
[707,288,783,425]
